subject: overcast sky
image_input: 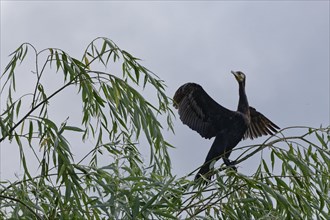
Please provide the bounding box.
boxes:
[1,1,329,180]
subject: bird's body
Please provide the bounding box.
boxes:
[173,71,279,181]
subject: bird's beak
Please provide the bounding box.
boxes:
[231,70,238,78]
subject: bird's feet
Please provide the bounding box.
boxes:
[223,159,237,171]
[195,169,213,183]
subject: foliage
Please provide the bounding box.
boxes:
[180,126,330,219]
[0,38,329,219]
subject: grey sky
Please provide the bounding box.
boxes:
[1,1,329,180]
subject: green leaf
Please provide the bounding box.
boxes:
[16,99,21,117]
[275,177,289,191]
[93,90,105,107]
[100,40,107,54]
[315,132,327,148]
[131,195,140,219]
[14,132,22,148]
[270,150,275,171]
[20,45,28,62]
[64,126,84,132]
[84,56,90,69]
[153,209,177,219]
[42,118,58,132]
[55,51,61,72]
[262,159,270,175]
[63,59,75,78]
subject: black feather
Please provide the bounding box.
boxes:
[173,73,280,182]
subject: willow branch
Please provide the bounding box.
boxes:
[0,195,43,220]
[0,77,76,143]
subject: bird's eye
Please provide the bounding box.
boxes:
[238,71,245,77]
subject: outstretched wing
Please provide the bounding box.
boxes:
[173,83,236,139]
[244,106,280,140]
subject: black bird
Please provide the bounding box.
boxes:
[173,71,280,181]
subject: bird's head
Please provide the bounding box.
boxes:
[231,71,246,83]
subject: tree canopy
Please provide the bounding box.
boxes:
[0,38,329,219]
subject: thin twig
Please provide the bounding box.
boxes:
[0,195,43,220]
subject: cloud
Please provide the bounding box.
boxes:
[1,1,329,180]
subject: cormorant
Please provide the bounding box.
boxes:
[173,71,280,181]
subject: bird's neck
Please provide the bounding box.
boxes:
[237,82,249,114]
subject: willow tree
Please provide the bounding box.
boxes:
[0,38,329,219]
